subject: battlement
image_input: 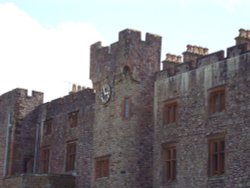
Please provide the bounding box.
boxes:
[0,88,44,102]
[46,88,95,107]
[90,29,161,57]
[90,29,162,84]
[161,28,250,78]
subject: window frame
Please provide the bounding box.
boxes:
[65,141,77,172]
[162,144,177,182]
[40,146,50,173]
[68,110,79,128]
[163,101,178,124]
[121,97,131,120]
[208,87,226,114]
[95,155,110,179]
[208,137,225,176]
[43,119,52,136]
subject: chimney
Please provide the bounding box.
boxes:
[162,53,182,75]
[182,44,208,63]
[77,85,82,91]
[69,84,77,94]
[235,28,250,45]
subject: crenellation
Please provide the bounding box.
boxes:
[227,43,250,58]
[197,50,225,67]
[118,29,141,42]
[1,28,250,188]
[90,29,161,85]
[145,32,162,44]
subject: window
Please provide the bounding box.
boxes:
[43,119,52,135]
[121,97,131,120]
[95,156,110,179]
[66,142,76,171]
[208,137,225,176]
[163,101,177,124]
[163,145,176,181]
[209,87,225,114]
[68,111,78,128]
[41,147,50,173]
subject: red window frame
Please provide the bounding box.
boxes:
[209,138,225,176]
[163,101,177,124]
[209,87,225,114]
[95,156,110,179]
[41,147,50,173]
[163,145,176,181]
[121,97,131,120]
[66,142,76,171]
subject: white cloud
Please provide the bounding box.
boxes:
[0,3,104,102]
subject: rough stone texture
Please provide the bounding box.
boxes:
[154,38,250,187]
[0,88,95,188]
[0,28,250,188]
[2,174,75,188]
[90,29,161,188]
[0,89,43,178]
[36,88,95,188]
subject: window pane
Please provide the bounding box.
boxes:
[124,98,130,118]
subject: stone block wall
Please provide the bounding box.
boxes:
[36,88,95,188]
[154,48,250,187]
[90,29,161,188]
[0,89,43,179]
[2,174,75,188]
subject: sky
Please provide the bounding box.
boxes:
[0,0,250,102]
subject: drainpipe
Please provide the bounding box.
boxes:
[3,112,13,176]
[33,122,41,173]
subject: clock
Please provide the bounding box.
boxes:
[100,84,111,104]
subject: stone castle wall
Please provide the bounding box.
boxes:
[153,30,250,187]
[0,28,250,188]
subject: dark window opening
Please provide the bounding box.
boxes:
[95,156,110,179]
[68,111,79,128]
[209,138,225,176]
[163,101,177,124]
[66,142,76,171]
[43,119,52,135]
[163,145,176,182]
[41,147,50,173]
[209,88,225,114]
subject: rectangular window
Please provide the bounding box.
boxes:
[95,156,110,179]
[66,142,76,171]
[209,138,225,176]
[124,98,130,119]
[209,87,225,114]
[163,101,177,124]
[121,97,131,120]
[41,147,50,173]
[163,145,176,181]
[43,119,52,135]
[68,111,78,128]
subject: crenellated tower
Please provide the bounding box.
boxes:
[90,29,161,188]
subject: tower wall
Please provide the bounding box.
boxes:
[90,29,161,188]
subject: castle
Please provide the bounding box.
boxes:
[0,28,250,188]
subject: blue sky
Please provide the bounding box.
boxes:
[0,0,249,101]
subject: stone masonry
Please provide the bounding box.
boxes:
[0,28,249,188]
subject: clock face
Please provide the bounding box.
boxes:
[100,84,111,104]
